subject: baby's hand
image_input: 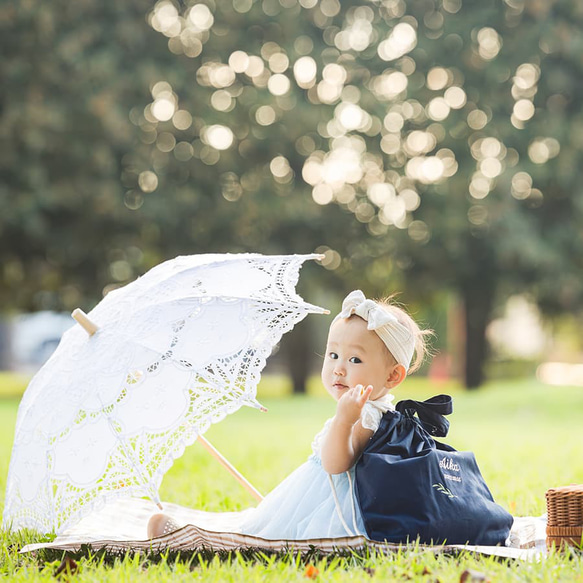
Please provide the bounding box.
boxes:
[336,384,373,426]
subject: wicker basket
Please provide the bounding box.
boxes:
[546,485,583,550]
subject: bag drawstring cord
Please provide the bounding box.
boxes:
[328,471,359,537]
[346,470,359,535]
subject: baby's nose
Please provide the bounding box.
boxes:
[333,362,346,376]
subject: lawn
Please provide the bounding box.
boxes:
[1,374,582,581]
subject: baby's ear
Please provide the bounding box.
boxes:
[386,364,406,388]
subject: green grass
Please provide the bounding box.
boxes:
[1,374,582,580]
[0,372,31,399]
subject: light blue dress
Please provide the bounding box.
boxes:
[237,395,395,540]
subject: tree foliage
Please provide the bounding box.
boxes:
[2,0,583,387]
[132,0,583,385]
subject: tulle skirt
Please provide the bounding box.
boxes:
[237,455,366,540]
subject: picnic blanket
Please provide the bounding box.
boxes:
[20,498,547,560]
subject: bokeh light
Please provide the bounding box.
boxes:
[408,220,431,243]
[245,56,265,78]
[172,110,193,130]
[427,67,450,90]
[268,52,289,73]
[378,23,417,61]
[188,4,214,31]
[315,246,342,270]
[139,0,567,245]
[293,57,317,87]
[138,171,159,193]
[202,125,234,150]
[255,106,277,126]
[511,171,533,200]
[477,27,502,60]
[513,99,535,122]
[268,74,291,96]
[405,131,436,155]
[152,98,175,122]
[229,51,250,73]
[427,97,450,121]
[372,72,408,100]
[336,102,368,132]
[270,156,293,184]
[211,90,234,112]
[528,138,560,164]
[444,86,466,109]
[467,109,488,130]
[150,1,180,36]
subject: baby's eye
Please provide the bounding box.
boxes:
[329,352,338,360]
[349,356,362,364]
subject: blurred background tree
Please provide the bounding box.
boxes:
[0,0,165,310]
[2,0,582,388]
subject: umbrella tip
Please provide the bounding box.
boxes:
[157,503,164,511]
[72,308,99,336]
[246,398,268,413]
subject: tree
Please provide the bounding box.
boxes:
[133,0,583,388]
[0,0,174,311]
[380,0,583,386]
[104,0,583,387]
[1,0,374,389]
[4,0,583,390]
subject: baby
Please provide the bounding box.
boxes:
[320,290,430,475]
[148,289,431,540]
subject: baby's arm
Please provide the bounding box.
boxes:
[321,385,374,474]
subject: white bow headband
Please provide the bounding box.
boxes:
[333,290,415,370]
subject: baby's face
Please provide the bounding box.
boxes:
[321,316,396,402]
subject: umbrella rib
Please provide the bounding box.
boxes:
[101,406,164,510]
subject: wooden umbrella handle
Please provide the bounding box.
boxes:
[197,435,264,502]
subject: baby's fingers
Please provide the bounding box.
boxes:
[357,385,373,404]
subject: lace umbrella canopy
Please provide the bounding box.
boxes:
[3,253,327,534]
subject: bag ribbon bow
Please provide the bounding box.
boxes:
[395,394,453,437]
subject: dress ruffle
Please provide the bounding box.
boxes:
[361,393,395,431]
[238,457,366,539]
[237,395,393,540]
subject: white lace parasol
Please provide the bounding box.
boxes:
[3,253,327,534]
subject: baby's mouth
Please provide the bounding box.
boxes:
[333,382,348,390]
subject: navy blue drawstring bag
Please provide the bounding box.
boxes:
[354,395,513,545]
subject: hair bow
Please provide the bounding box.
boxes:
[334,290,414,370]
[337,290,398,331]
